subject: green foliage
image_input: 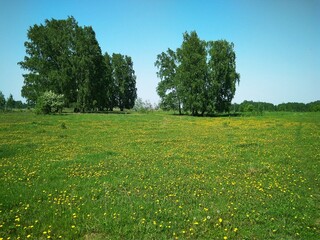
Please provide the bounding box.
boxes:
[0,112,319,239]
[35,91,64,114]
[103,52,115,111]
[277,102,307,112]
[155,48,181,113]
[18,17,137,112]
[208,40,240,113]
[133,97,154,113]
[6,94,15,111]
[111,53,137,111]
[155,31,240,115]
[307,100,320,112]
[233,100,320,113]
[177,31,208,115]
[0,91,5,110]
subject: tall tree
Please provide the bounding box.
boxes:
[155,32,240,115]
[111,54,137,111]
[177,31,208,115]
[155,48,181,113]
[207,40,240,112]
[103,52,115,111]
[19,17,79,104]
[73,25,105,112]
[123,56,137,109]
[18,17,105,111]
[112,53,125,111]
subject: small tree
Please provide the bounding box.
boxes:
[6,94,15,111]
[0,91,5,111]
[133,98,153,113]
[35,91,64,114]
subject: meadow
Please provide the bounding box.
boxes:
[0,111,319,239]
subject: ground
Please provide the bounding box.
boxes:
[0,111,319,239]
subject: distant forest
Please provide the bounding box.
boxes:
[1,90,319,113]
[232,100,320,113]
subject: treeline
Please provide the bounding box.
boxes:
[18,16,137,112]
[232,100,320,113]
[155,31,240,115]
[0,92,28,111]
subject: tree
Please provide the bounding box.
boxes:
[103,52,115,111]
[35,91,64,114]
[155,48,181,113]
[207,40,240,113]
[6,94,15,110]
[19,17,78,104]
[111,53,137,111]
[307,101,320,112]
[0,91,5,111]
[73,25,106,112]
[155,31,240,115]
[177,31,208,115]
[18,17,106,111]
[123,56,137,109]
[133,97,154,113]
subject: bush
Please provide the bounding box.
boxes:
[35,91,64,114]
[133,98,154,113]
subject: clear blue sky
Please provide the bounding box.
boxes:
[0,0,319,104]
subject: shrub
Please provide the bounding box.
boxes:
[133,98,154,113]
[35,91,64,114]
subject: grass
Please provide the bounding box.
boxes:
[0,111,319,239]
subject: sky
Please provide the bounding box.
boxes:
[0,0,319,105]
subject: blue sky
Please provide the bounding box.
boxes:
[0,0,319,104]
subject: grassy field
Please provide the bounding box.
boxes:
[0,111,319,239]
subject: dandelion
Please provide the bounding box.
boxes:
[219,218,223,223]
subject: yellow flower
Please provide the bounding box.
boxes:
[219,218,223,223]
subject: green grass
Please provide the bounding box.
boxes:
[0,111,319,239]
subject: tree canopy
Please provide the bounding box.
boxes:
[19,16,137,112]
[155,31,240,115]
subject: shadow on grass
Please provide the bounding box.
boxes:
[172,112,242,118]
